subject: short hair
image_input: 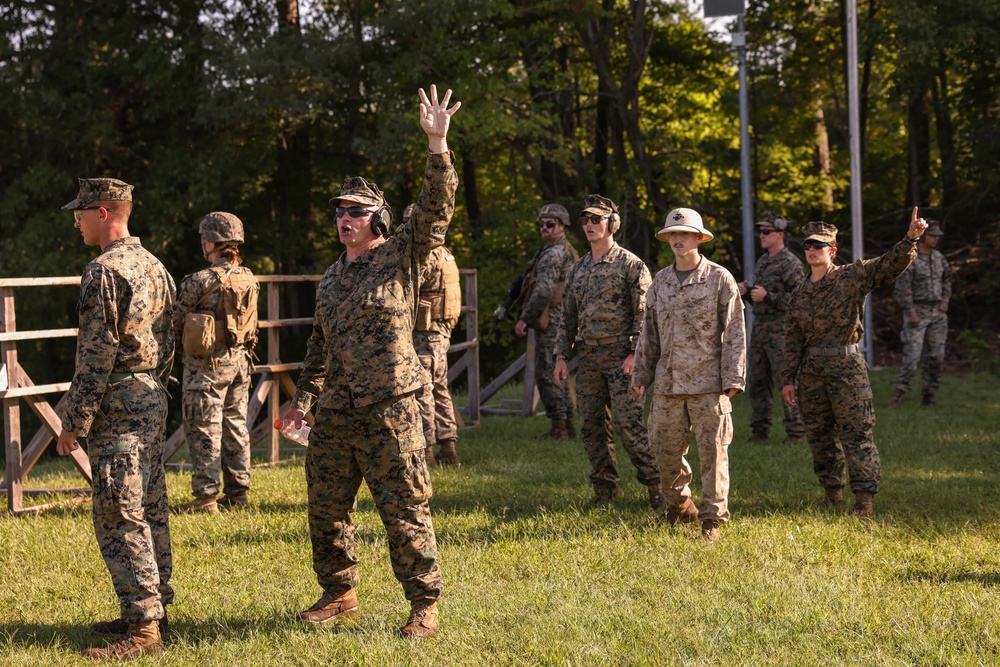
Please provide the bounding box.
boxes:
[100,199,133,222]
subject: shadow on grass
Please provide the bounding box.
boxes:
[896,570,1000,586]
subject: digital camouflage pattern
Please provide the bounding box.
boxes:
[414,246,458,444]
[519,236,578,421]
[747,247,806,438]
[173,259,255,498]
[198,212,244,245]
[61,236,175,623]
[893,248,952,397]
[293,151,456,603]
[632,259,744,521]
[784,235,918,494]
[576,342,660,493]
[61,177,133,209]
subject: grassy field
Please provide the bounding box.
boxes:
[2,368,999,666]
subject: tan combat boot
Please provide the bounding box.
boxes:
[89,613,168,638]
[542,419,570,440]
[297,589,361,625]
[218,491,248,508]
[824,487,845,506]
[437,439,459,465]
[853,491,875,518]
[425,445,437,468]
[662,498,699,525]
[891,389,906,408]
[400,600,439,639]
[173,496,219,515]
[701,520,721,543]
[647,483,665,510]
[82,619,163,660]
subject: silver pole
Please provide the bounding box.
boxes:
[845,0,873,365]
[737,15,754,286]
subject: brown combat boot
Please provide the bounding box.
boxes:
[922,394,938,406]
[783,435,804,445]
[663,498,699,525]
[565,416,577,438]
[89,613,168,638]
[218,491,248,508]
[824,487,845,506]
[592,485,620,504]
[647,483,665,510]
[853,491,875,518]
[542,419,570,440]
[701,520,721,543]
[891,389,906,408]
[748,432,769,443]
[437,439,459,465]
[297,589,361,625]
[400,600,439,639]
[82,619,162,660]
[425,445,437,468]
[173,496,219,515]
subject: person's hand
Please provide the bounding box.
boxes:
[554,358,568,389]
[724,388,740,398]
[781,385,797,407]
[737,281,748,296]
[418,85,461,153]
[908,314,920,327]
[941,301,949,313]
[622,353,636,376]
[634,385,646,396]
[56,429,79,456]
[283,407,306,429]
[908,206,928,240]
[514,320,528,337]
[750,285,767,303]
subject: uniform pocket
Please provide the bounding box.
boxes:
[92,451,144,516]
[385,397,426,454]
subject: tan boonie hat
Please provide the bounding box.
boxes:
[330,176,384,207]
[62,178,133,210]
[802,221,838,245]
[925,220,944,237]
[655,207,714,242]
[581,194,616,217]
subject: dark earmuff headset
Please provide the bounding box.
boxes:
[371,205,393,237]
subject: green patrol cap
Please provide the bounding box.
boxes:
[581,194,616,217]
[62,178,133,210]
[802,221,838,245]
[330,177,385,207]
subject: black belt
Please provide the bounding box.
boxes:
[807,345,859,357]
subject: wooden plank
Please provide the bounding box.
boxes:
[0,328,77,342]
[252,362,302,374]
[522,329,537,416]
[447,353,469,383]
[276,371,299,400]
[245,374,274,431]
[162,421,188,464]
[256,275,324,283]
[0,277,81,288]
[480,353,525,406]
[2,286,23,512]
[447,340,477,354]
[19,385,91,482]
[464,271,481,424]
[0,382,72,399]
[11,496,89,515]
[258,318,313,329]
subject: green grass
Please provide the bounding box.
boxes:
[2,368,1000,666]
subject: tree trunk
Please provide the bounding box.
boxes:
[933,56,958,208]
[906,85,932,210]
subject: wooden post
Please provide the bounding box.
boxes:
[1,287,23,512]
[463,270,481,425]
[521,328,536,417]
[267,282,280,462]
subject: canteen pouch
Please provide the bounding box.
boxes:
[183,311,217,356]
[416,299,433,331]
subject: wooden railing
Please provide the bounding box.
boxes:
[0,270,480,513]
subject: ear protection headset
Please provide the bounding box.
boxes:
[371,205,393,237]
[771,216,789,232]
[608,200,621,234]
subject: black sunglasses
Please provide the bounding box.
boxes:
[803,240,830,249]
[335,206,373,219]
[580,214,606,225]
[538,220,559,229]
[758,229,777,236]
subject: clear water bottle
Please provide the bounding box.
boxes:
[273,419,310,446]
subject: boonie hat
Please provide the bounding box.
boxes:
[655,208,714,242]
[925,220,944,237]
[62,178,133,210]
[330,177,384,207]
[802,221,838,245]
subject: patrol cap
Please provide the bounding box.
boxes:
[330,176,384,207]
[925,220,944,237]
[402,203,417,225]
[199,212,245,245]
[62,178,133,210]
[655,207,714,242]
[802,221,838,245]
[756,211,789,231]
[580,194,616,217]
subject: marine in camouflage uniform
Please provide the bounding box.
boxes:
[514,203,579,439]
[783,216,923,517]
[286,85,459,639]
[553,195,661,506]
[57,178,174,659]
[892,221,951,407]
[412,216,461,465]
[633,208,746,542]
[173,213,258,512]
[738,212,806,443]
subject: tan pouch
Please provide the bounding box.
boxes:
[416,300,433,331]
[183,312,217,356]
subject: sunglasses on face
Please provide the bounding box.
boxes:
[580,215,606,226]
[758,229,777,236]
[538,219,559,230]
[803,241,830,250]
[335,206,373,219]
[73,206,102,222]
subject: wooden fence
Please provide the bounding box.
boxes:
[0,270,480,514]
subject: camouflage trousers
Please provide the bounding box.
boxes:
[894,304,948,398]
[413,330,458,444]
[182,348,252,498]
[798,354,881,494]
[748,319,805,438]
[87,373,173,623]
[535,323,571,420]
[648,393,733,522]
[576,342,660,492]
[306,392,442,602]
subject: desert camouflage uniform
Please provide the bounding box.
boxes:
[893,248,952,399]
[748,247,807,439]
[783,236,918,494]
[292,151,456,603]
[172,259,256,499]
[519,236,578,421]
[633,259,746,522]
[413,246,458,445]
[62,236,175,624]
[554,243,659,495]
